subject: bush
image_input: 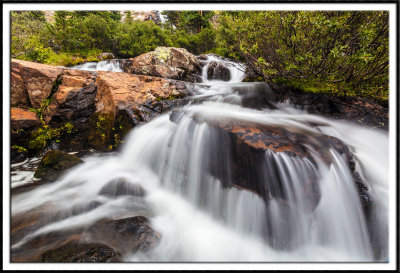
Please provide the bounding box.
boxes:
[114,21,173,58]
[216,11,389,100]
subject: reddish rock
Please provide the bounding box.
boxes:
[11,59,64,109]
[11,107,40,148]
[125,47,201,82]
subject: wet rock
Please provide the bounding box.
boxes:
[270,82,388,130]
[42,242,120,262]
[11,108,40,149]
[34,150,83,182]
[207,61,230,81]
[87,216,161,254]
[126,47,201,82]
[11,59,64,109]
[99,178,146,198]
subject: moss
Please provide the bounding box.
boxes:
[155,93,185,102]
[34,150,83,182]
[154,47,171,63]
[87,112,115,151]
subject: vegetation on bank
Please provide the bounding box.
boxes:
[11,10,389,101]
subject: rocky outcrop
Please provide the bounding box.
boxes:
[10,59,192,154]
[11,59,64,109]
[34,150,83,182]
[124,47,202,82]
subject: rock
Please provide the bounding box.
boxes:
[34,150,83,182]
[270,82,388,130]
[11,107,40,150]
[171,111,371,215]
[42,242,119,262]
[122,10,160,23]
[11,59,64,109]
[207,61,231,81]
[11,60,191,152]
[44,69,98,150]
[99,178,146,197]
[98,52,115,60]
[11,215,159,262]
[126,47,202,82]
[87,216,161,254]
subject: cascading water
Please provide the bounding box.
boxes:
[11,55,388,262]
[70,60,123,72]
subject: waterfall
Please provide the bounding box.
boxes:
[70,60,123,72]
[11,55,388,263]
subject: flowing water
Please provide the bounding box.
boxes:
[11,55,389,262]
[70,60,124,72]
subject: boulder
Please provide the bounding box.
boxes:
[207,61,230,81]
[11,59,64,109]
[125,47,202,82]
[89,71,191,149]
[98,52,115,60]
[170,111,371,214]
[11,215,159,262]
[11,107,40,150]
[34,150,83,182]
[87,216,161,254]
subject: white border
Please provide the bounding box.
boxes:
[3,3,397,271]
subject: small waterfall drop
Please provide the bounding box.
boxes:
[70,60,123,72]
[11,54,389,263]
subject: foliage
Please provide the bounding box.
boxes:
[28,98,75,152]
[11,10,389,100]
[162,11,215,33]
[216,11,389,100]
[114,21,173,58]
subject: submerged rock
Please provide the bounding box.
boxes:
[42,242,119,262]
[87,216,161,254]
[125,47,202,82]
[34,150,83,182]
[99,177,146,197]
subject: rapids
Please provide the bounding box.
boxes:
[11,54,389,262]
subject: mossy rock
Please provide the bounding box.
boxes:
[87,112,115,151]
[41,242,119,263]
[34,150,83,182]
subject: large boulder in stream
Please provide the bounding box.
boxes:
[207,61,231,81]
[170,110,371,215]
[124,47,202,82]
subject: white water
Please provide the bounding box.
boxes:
[70,60,123,72]
[11,56,388,262]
